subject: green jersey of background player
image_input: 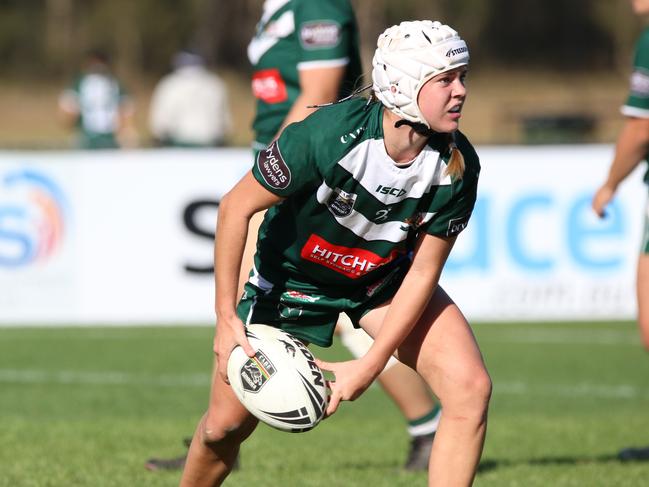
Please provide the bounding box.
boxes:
[248,0,362,150]
[592,0,649,460]
[58,49,134,150]
[622,23,649,185]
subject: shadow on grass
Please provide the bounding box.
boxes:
[478,452,627,474]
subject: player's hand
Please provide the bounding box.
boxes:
[316,357,380,417]
[592,184,615,218]
[214,315,255,383]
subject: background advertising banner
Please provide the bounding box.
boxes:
[0,146,645,325]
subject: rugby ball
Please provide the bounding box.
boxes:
[227,324,328,432]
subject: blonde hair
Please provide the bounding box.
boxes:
[444,132,465,180]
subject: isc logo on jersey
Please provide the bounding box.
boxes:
[375,184,407,197]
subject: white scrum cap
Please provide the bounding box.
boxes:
[372,20,469,127]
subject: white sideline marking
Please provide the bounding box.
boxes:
[479,329,639,346]
[495,381,649,399]
[0,369,647,400]
[0,369,210,387]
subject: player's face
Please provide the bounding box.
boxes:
[631,0,649,15]
[417,67,467,133]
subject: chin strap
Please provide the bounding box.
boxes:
[394,119,437,138]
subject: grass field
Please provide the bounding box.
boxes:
[1,322,648,487]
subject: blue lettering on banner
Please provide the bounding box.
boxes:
[0,168,68,268]
[567,194,624,270]
[506,194,554,271]
[446,193,629,274]
[0,207,33,266]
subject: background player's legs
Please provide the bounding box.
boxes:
[617,251,649,461]
[338,314,440,470]
[637,253,649,352]
[360,286,491,487]
[179,362,258,487]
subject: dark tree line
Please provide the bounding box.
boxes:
[0,0,642,80]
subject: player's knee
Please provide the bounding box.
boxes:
[200,414,255,447]
[443,366,492,420]
[472,369,493,409]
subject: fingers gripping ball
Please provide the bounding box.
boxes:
[227,324,328,432]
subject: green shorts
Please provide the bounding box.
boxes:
[236,263,409,347]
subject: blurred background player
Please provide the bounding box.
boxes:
[145,0,441,473]
[58,48,137,149]
[592,0,649,462]
[149,50,232,148]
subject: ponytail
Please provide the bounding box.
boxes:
[444,132,465,180]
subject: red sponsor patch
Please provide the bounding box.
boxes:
[300,234,398,279]
[252,68,288,104]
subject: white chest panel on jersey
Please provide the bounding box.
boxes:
[248,4,295,65]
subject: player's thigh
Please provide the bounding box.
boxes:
[205,359,257,435]
[238,210,266,296]
[359,286,488,395]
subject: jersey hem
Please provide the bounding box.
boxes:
[297,57,349,70]
[621,105,649,118]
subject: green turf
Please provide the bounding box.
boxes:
[1,322,648,486]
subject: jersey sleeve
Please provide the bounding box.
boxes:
[421,139,480,238]
[252,119,321,197]
[293,0,356,68]
[623,29,649,117]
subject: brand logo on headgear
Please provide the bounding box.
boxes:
[445,46,468,58]
[0,169,69,267]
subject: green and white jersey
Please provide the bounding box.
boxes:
[60,70,130,149]
[250,99,480,294]
[622,26,649,184]
[248,0,362,148]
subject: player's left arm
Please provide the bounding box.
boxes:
[319,233,456,415]
[592,116,649,217]
[360,233,456,373]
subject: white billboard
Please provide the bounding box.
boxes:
[0,145,644,324]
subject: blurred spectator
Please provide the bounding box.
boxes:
[592,0,649,462]
[148,51,232,147]
[58,49,138,149]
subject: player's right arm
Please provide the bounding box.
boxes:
[592,116,649,217]
[274,64,346,138]
[58,88,80,128]
[214,171,284,381]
